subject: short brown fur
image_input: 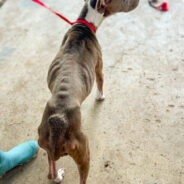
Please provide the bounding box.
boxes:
[38,0,139,184]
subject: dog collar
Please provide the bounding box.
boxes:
[32,0,96,33]
[74,19,96,33]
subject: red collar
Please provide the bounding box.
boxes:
[32,0,96,33]
[73,19,96,33]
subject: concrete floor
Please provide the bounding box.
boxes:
[0,0,184,184]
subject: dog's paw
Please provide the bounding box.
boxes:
[54,168,65,183]
[96,95,105,101]
[96,90,105,101]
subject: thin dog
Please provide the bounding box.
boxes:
[38,0,139,184]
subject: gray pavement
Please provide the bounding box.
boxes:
[0,0,184,184]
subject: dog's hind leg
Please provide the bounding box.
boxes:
[47,153,52,179]
[69,133,90,184]
[47,153,57,180]
[95,56,105,101]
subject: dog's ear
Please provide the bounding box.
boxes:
[97,0,112,13]
[98,0,139,16]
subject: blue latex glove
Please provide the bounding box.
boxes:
[0,140,39,176]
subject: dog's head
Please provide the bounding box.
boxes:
[85,0,139,17]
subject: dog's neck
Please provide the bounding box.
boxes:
[78,0,104,29]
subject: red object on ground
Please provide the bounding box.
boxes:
[155,1,169,11]
[148,0,169,12]
[32,0,96,33]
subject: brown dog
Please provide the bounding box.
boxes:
[38,0,139,184]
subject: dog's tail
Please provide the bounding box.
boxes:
[48,114,68,160]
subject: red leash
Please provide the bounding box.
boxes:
[32,0,96,33]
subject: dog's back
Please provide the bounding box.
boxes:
[47,24,101,105]
[38,23,101,166]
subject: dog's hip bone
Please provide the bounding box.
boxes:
[54,168,65,183]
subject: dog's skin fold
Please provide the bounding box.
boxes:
[38,0,139,184]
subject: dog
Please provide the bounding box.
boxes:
[38,0,139,184]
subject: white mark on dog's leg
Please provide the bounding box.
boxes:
[96,89,105,101]
[54,168,65,183]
